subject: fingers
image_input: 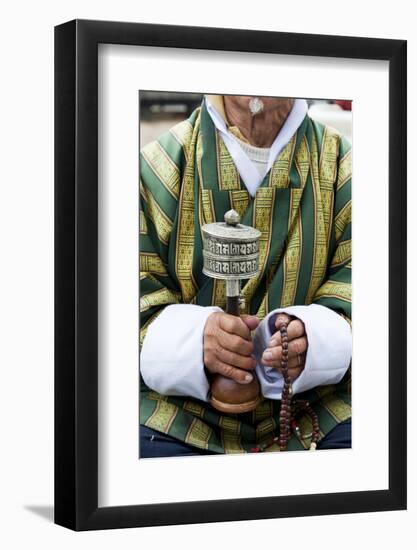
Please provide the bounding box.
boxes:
[219,313,252,340]
[217,347,256,371]
[274,312,292,330]
[204,312,257,381]
[218,313,257,355]
[263,349,306,369]
[212,360,254,384]
[218,330,253,356]
[262,348,306,381]
[270,319,305,347]
[278,352,306,371]
[277,366,304,381]
[261,336,308,366]
[241,314,260,331]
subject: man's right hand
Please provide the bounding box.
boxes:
[203,312,259,384]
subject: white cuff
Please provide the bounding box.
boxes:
[140,304,222,402]
[253,304,352,399]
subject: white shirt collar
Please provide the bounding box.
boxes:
[205,97,308,196]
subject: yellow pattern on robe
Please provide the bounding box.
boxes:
[139,101,352,454]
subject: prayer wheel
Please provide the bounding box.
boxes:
[202,209,262,414]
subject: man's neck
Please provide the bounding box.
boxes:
[223,97,295,148]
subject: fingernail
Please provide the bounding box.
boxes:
[263,350,272,360]
[269,338,277,347]
[245,374,253,382]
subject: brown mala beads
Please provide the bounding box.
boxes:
[304,402,320,450]
[250,321,321,453]
[276,321,320,452]
[277,321,293,451]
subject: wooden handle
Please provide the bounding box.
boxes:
[226,295,240,317]
[210,292,260,414]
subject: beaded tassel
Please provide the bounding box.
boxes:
[276,322,321,452]
[277,321,292,451]
[249,323,321,453]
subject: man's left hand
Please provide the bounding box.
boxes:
[261,312,308,380]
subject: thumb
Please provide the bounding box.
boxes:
[274,312,292,330]
[241,314,260,331]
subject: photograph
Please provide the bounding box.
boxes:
[52,18,406,531]
[139,91,352,458]
[0,0,411,542]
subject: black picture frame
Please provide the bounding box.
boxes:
[55,19,407,531]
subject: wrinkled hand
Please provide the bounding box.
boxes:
[261,312,308,381]
[203,312,259,384]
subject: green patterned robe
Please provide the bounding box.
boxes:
[139,101,352,453]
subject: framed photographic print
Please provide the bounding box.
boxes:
[55,19,407,530]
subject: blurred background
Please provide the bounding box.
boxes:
[140,92,352,147]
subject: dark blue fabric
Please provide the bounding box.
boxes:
[267,311,352,450]
[140,418,351,457]
[140,425,216,458]
[268,312,279,334]
[317,418,352,449]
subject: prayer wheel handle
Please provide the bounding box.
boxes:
[202,210,261,414]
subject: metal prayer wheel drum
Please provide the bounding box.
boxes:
[202,210,261,283]
[202,210,262,414]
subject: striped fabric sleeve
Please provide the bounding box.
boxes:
[139,112,199,345]
[312,136,352,320]
[139,145,181,344]
[139,187,181,346]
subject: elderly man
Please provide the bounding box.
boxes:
[139,95,352,457]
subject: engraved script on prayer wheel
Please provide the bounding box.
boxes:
[202,210,262,414]
[202,209,261,281]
